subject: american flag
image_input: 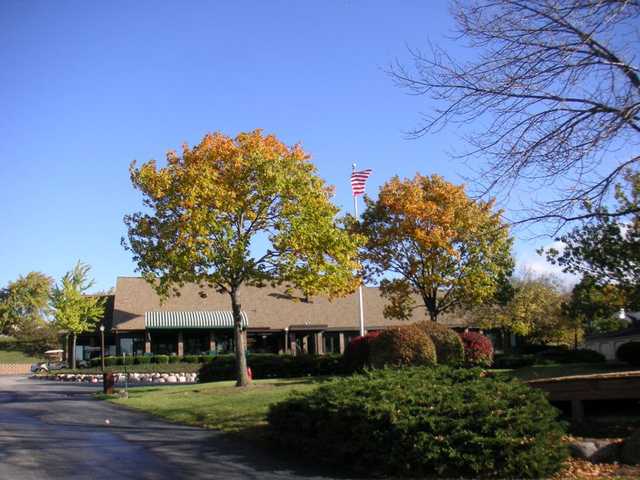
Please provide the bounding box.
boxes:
[350,169,372,196]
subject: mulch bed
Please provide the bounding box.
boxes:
[554,459,640,479]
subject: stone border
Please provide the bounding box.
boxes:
[33,372,198,384]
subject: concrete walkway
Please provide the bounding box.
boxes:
[0,376,342,480]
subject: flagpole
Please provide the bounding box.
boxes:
[353,163,366,336]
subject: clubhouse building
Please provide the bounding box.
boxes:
[75,276,488,361]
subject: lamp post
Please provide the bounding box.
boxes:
[99,325,105,372]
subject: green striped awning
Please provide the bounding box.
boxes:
[144,311,248,329]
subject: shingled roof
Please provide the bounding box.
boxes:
[112,277,475,332]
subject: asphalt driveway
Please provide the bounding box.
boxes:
[0,376,340,480]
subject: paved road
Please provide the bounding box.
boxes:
[0,376,341,480]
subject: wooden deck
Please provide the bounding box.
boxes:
[527,371,640,421]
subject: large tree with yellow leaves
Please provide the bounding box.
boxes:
[123,130,361,386]
[359,174,512,322]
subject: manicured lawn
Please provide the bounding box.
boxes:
[0,349,43,363]
[499,363,640,381]
[105,377,324,436]
[57,362,203,374]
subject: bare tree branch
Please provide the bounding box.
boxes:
[392,0,640,230]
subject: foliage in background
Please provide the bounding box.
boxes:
[369,324,437,368]
[124,130,362,386]
[358,174,513,322]
[50,261,105,369]
[476,273,577,348]
[459,331,493,367]
[268,367,567,478]
[415,320,464,365]
[0,272,53,336]
[564,275,628,336]
[546,171,640,289]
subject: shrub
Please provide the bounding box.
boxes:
[268,367,567,478]
[168,355,181,363]
[342,331,380,372]
[617,342,640,366]
[415,321,464,365]
[198,353,346,383]
[183,355,201,363]
[134,355,152,365]
[460,331,493,367]
[153,354,169,364]
[536,348,605,364]
[103,356,122,366]
[369,324,437,368]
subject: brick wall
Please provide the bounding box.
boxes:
[0,363,32,375]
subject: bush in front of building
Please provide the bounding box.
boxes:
[134,355,152,365]
[168,355,181,363]
[459,331,494,367]
[197,353,346,382]
[267,366,567,478]
[617,341,640,366]
[342,331,380,372]
[183,355,201,363]
[152,354,169,364]
[369,324,437,368]
[415,320,465,366]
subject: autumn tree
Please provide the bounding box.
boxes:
[124,130,361,386]
[50,262,106,369]
[0,272,52,335]
[476,273,575,349]
[358,174,513,322]
[392,0,640,229]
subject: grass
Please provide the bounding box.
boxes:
[56,362,203,374]
[498,362,640,381]
[0,349,43,363]
[105,377,324,437]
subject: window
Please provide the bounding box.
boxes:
[323,332,340,354]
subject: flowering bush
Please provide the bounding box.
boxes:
[459,331,493,367]
[369,324,437,368]
[342,331,380,372]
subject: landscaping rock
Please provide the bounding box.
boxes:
[167,375,177,383]
[590,441,622,464]
[569,441,598,460]
[621,429,640,465]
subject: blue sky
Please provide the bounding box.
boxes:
[0,0,569,292]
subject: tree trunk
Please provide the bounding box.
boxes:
[230,288,251,387]
[71,333,77,370]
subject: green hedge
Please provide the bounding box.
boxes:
[198,354,346,382]
[153,355,169,364]
[267,367,567,478]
